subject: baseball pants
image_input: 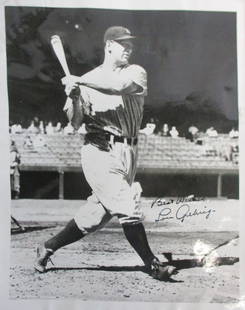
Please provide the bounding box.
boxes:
[74,141,144,234]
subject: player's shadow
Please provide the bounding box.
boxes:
[11,225,56,234]
[166,256,239,270]
[46,265,182,282]
[45,255,239,283]
[48,265,144,272]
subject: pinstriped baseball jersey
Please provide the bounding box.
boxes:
[78,64,147,149]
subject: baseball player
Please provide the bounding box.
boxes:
[34,26,177,280]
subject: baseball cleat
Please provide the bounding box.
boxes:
[34,246,54,273]
[149,257,178,281]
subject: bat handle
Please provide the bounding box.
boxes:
[63,68,70,77]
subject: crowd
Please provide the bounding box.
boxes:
[139,119,239,141]
[138,120,239,164]
[10,117,78,136]
[10,118,89,136]
[9,116,239,201]
[10,117,239,164]
[10,117,239,140]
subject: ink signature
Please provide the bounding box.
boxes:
[151,195,205,208]
[155,204,216,223]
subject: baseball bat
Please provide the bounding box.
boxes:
[51,35,70,76]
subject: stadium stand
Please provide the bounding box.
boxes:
[10,133,239,199]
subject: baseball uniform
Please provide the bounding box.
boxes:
[34,26,177,280]
[64,64,147,233]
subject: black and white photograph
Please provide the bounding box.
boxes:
[0,0,244,309]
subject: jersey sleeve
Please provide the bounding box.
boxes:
[123,64,148,96]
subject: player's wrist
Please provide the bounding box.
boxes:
[61,75,82,86]
[78,76,85,85]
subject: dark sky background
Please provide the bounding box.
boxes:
[5,7,238,132]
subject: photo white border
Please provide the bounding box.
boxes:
[0,0,244,309]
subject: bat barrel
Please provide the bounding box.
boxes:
[50,35,70,76]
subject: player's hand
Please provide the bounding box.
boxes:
[61,75,81,86]
[69,85,81,99]
[61,75,81,97]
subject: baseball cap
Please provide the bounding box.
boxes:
[103,26,136,42]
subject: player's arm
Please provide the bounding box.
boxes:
[65,86,85,130]
[78,74,141,95]
[63,65,147,96]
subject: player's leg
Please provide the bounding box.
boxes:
[80,143,177,280]
[34,195,112,273]
[35,143,120,272]
[81,143,154,265]
[120,218,177,280]
[122,222,155,267]
[119,145,177,280]
[44,218,84,251]
[120,145,155,267]
[34,218,84,273]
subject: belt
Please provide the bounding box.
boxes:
[105,134,138,146]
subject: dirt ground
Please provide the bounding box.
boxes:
[10,199,240,303]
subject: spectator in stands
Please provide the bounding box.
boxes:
[188,125,198,134]
[139,118,156,136]
[54,122,63,134]
[11,123,23,134]
[169,126,179,138]
[46,121,55,135]
[231,144,239,164]
[33,116,40,127]
[23,135,33,149]
[186,125,198,142]
[162,123,169,136]
[39,121,45,134]
[11,123,17,134]
[64,122,74,135]
[206,127,218,137]
[10,140,21,199]
[139,123,156,135]
[229,128,239,139]
[27,120,40,134]
[149,118,156,128]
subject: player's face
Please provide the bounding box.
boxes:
[110,39,134,65]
